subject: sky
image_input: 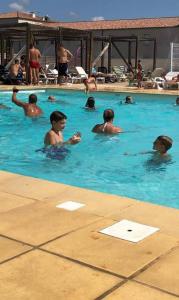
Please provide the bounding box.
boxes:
[0,0,179,21]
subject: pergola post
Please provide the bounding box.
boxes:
[0,36,5,65]
[101,30,104,68]
[135,37,138,70]
[108,37,112,73]
[26,23,31,83]
[80,39,84,68]
[128,41,132,63]
[88,32,93,75]
[153,38,157,70]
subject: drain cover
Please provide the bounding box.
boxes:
[99,219,159,243]
[56,201,85,211]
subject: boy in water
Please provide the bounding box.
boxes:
[12,87,43,117]
[153,136,173,156]
[44,110,81,146]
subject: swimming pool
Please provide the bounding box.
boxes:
[1,89,179,209]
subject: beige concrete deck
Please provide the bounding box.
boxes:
[0,170,179,299]
[0,84,179,298]
[0,81,179,96]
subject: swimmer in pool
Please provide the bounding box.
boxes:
[12,87,43,117]
[85,97,95,110]
[0,103,11,109]
[44,110,81,146]
[92,109,122,134]
[48,95,56,102]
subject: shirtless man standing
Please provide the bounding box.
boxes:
[12,87,43,117]
[29,43,41,84]
[9,59,20,78]
[57,44,73,84]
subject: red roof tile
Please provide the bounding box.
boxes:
[0,12,179,30]
[48,17,179,30]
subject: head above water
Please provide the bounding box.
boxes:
[125,96,133,104]
[176,97,179,105]
[103,109,114,122]
[154,135,173,152]
[50,111,67,124]
[85,97,95,109]
[29,94,37,104]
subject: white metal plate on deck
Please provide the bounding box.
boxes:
[99,219,159,243]
[56,201,85,211]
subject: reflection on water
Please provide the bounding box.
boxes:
[145,153,174,172]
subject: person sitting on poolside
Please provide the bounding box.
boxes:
[92,109,122,134]
[44,110,81,146]
[48,95,56,102]
[85,97,95,110]
[83,76,97,94]
[12,87,43,117]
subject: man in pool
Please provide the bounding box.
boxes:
[44,110,81,146]
[92,109,122,134]
[12,87,43,117]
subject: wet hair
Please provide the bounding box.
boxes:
[103,109,114,122]
[85,97,95,109]
[29,43,34,49]
[125,96,132,103]
[176,97,179,104]
[29,94,37,104]
[50,111,67,124]
[15,59,19,64]
[157,136,173,151]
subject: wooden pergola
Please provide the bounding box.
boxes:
[0,21,91,82]
[0,19,157,82]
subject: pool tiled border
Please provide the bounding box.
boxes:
[0,84,179,299]
[0,170,179,299]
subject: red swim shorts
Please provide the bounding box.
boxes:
[29,61,40,69]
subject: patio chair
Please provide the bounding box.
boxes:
[112,66,127,82]
[39,68,57,85]
[67,66,88,84]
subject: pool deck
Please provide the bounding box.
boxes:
[0,83,179,299]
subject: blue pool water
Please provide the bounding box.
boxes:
[1,89,179,209]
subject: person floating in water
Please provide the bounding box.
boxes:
[0,103,11,109]
[120,96,134,104]
[92,109,122,134]
[174,97,179,106]
[85,96,96,110]
[12,87,43,117]
[83,76,97,94]
[44,110,81,146]
[48,95,56,102]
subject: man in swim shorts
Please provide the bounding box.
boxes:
[29,43,41,85]
[57,44,73,84]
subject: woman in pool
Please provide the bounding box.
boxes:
[92,109,122,134]
[85,97,95,110]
